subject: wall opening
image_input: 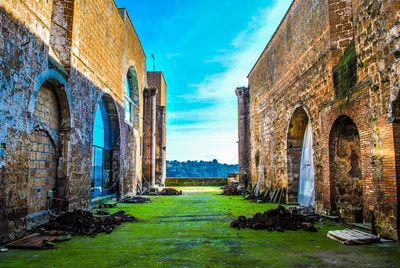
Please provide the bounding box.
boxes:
[91,94,120,200]
[287,107,309,204]
[329,115,363,223]
[28,81,61,215]
[125,66,139,127]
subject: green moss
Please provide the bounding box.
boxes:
[1,187,400,267]
[333,40,357,99]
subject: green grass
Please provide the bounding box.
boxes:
[1,187,400,267]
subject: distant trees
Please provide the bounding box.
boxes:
[166,159,239,178]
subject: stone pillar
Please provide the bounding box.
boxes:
[143,88,157,190]
[235,87,250,192]
[157,106,167,186]
[146,71,167,187]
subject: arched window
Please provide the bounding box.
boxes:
[125,67,139,124]
[92,100,112,199]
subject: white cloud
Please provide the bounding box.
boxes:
[166,52,180,59]
[167,0,293,164]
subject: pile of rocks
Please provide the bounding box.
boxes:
[41,210,138,237]
[120,196,151,203]
[230,205,317,232]
[221,183,241,195]
[158,188,182,195]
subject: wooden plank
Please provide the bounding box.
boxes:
[327,229,380,245]
[270,189,277,203]
[6,234,57,249]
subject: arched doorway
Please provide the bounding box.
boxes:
[91,94,120,200]
[287,107,314,206]
[28,80,63,215]
[329,115,363,223]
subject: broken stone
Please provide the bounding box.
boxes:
[157,188,182,196]
[41,210,138,237]
[120,196,151,203]
[231,205,318,232]
[221,183,241,195]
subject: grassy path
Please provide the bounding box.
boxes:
[1,187,400,267]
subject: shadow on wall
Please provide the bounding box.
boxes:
[0,7,140,244]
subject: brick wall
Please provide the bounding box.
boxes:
[246,0,400,239]
[0,0,155,244]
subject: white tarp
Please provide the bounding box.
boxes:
[298,122,315,207]
[254,164,264,196]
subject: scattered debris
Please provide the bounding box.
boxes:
[41,210,138,237]
[6,234,58,249]
[244,188,286,204]
[230,205,317,232]
[327,229,380,245]
[93,208,110,216]
[102,202,118,208]
[221,183,241,195]
[120,196,151,203]
[158,188,182,196]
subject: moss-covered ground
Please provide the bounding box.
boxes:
[1,187,400,267]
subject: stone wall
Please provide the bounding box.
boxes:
[0,0,151,244]
[246,0,400,239]
[166,177,227,187]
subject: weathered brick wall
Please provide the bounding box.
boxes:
[147,72,167,186]
[0,0,149,244]
[247,0,400,239]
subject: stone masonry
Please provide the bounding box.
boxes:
[0,0,167,244]
[240,0,400,239]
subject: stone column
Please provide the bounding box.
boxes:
[235,87,250,192]
[143,88,157,190]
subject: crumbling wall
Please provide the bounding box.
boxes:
[247,0,400,239]
[0,0,148,244]
[146,72,167,187]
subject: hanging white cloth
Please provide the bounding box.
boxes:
[254,164,264,197]
[298,122,315,207]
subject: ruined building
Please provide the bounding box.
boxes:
[143,72,167,189]
[0,0,166,244]
[237,0,400,239]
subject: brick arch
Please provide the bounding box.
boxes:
[31,70,72,129]
[91,93,121,199]
[28,80,63,215]
[286,105,312,204]
[329,115,363,223]
[386,83,400,123]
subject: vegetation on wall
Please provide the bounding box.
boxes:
[166,159,238,178]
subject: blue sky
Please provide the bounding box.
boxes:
[115,0,292,164]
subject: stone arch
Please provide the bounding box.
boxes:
[124,66,140,127]
[28,77,71,215]
[91,93,121,200]
[329,115,363,223]
[286,105,310,203]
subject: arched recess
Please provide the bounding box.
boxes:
[329,115,363,223]
[388,87,400,232]
[287,106,312,204]
[125,66,140,127]
[91,93,121,200]
[28,79,71,215]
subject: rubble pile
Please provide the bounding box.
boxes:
[158,188,182,195]
[221,183,241,195]
[230,205,318,232]
[41,210,138,237]
[120,196,151,203]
